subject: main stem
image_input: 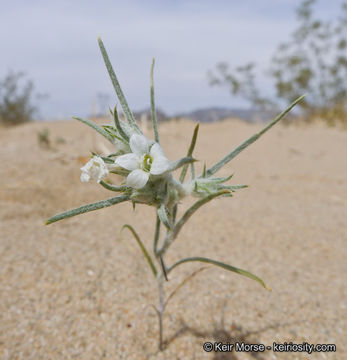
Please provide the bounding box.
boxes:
[157,274,165,351]
[154,206,176,350]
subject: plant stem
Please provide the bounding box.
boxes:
[157,274,165,351]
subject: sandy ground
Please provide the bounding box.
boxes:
[0,118,346,360]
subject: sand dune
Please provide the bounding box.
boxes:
[0,118,346,359]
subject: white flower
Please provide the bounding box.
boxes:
[115,134,170,189]
[80,156,109,183]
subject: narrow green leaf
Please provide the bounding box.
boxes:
[221,184,248,192]
[150,59,160,143]
[73,116,114,144]
[99,180,128,192]
[160,255,168,281]
[190,162,195,179]
[110,169,129,176]
[102,126,128,146]
[206,95,306,177]
[113,105,130,141]
[91,153,114,164]
[121,224,157,277]
[202,162,206,177]
[209,173,234,184]
[97,36,141,133]
[173,189,230,239]
[172,203,178,224]
[168,257,271,290]
[107,152,124,157]
[158,190,230,255]
[157,204,171,229]
[179,124,200,183]
[46,195,129,225]
[162,156,196,176]
[153,213,161,255]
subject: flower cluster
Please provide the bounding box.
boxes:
[77,109,247,220]
[78,113,196,208]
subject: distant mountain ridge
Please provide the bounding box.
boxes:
[176,107,268,123]
[132,107,273,123]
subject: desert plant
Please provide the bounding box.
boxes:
[37,128,51,148]
[208,62,273,112]
[0,71,37,126]
[46,37,303,351]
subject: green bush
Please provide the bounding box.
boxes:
[0,71,37,126]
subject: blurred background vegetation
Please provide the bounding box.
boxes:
[0,71,38,126]
[209,0,347,126]
[1,0,346,127]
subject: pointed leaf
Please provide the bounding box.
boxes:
[206,95,305,176]
[210,173,234,184]
[158,204,171,229]
[202,162,207,178]
[173,189,230,238]
[113,105,130,141]
[73,116,114,144]
[158,190,230,255]
[153,214,161,255]
[160,255,168,281]
[180,123,199,182]
[99,180,128,192]
[168,257,271,290]
[150,58,160,143]
[162,156,196,175]
[91,153,114,164]
[46,195,129,225]
[221,184,248,192]
[98,37,142,133]
[110,169,129,176]
[121,224,157,277]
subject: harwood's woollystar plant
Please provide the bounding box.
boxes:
[46,37,304,351]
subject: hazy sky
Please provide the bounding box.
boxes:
[0,0,343,119]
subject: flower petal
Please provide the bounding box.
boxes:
[115,153,139,170]
[80,172,90,182]
[150,156,170,175]
[150,143,165,158]
[80,156,109,183]
[130,134,150,156]
[126,169,149,189]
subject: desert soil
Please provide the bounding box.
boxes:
[0,118,346,359]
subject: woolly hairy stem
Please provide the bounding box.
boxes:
[157,274,165,351]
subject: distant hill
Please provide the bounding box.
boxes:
[176,107,262,123]
[131,107,274,124]
[133,108,168,123]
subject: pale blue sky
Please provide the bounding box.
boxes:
[0,0,343,119]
